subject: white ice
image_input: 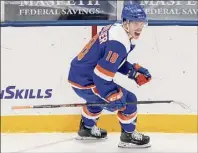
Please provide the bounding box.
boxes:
[1,133,197,153]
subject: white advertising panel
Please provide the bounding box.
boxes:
[1,26,197,115]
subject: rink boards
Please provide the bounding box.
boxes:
[1,26,197,133]
[1,114,197,133]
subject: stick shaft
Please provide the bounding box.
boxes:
[11,100,173,110]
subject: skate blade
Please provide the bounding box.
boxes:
[76,135,108,140]
[118,141,151,148]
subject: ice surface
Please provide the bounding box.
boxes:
[1,133,197,153]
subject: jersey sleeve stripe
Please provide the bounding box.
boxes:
[96,64,115,77]
[94,68,113,81]
[94,64,115,81]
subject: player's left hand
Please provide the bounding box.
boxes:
[105,89,126,112]
[128,63,151,86]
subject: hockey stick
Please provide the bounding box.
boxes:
[11,100,190,110]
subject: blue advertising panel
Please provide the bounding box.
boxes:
[1,0,198,26]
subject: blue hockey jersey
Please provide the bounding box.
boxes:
[68,23,136,101]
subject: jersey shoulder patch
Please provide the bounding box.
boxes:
[108,23,131,53]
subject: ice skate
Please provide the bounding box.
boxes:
[118,129,151,148]
[76,119,107,140]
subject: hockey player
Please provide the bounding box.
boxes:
[68,3,151,148]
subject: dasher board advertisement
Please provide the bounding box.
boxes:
[124,0,198,21]
[4,0,117,21]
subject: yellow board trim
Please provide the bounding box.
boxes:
[1,114,197,133]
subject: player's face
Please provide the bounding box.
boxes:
[128,21,145,40]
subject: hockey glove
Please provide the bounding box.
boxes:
[128,63,151,86]
[105,88,126,112]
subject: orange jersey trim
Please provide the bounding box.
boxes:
[83,106,102,117]
[117,112,137,120]
[95,64,115,78]
[68,80,95,89]
[106,88,123,102]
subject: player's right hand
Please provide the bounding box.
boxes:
[105,89,126,112]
